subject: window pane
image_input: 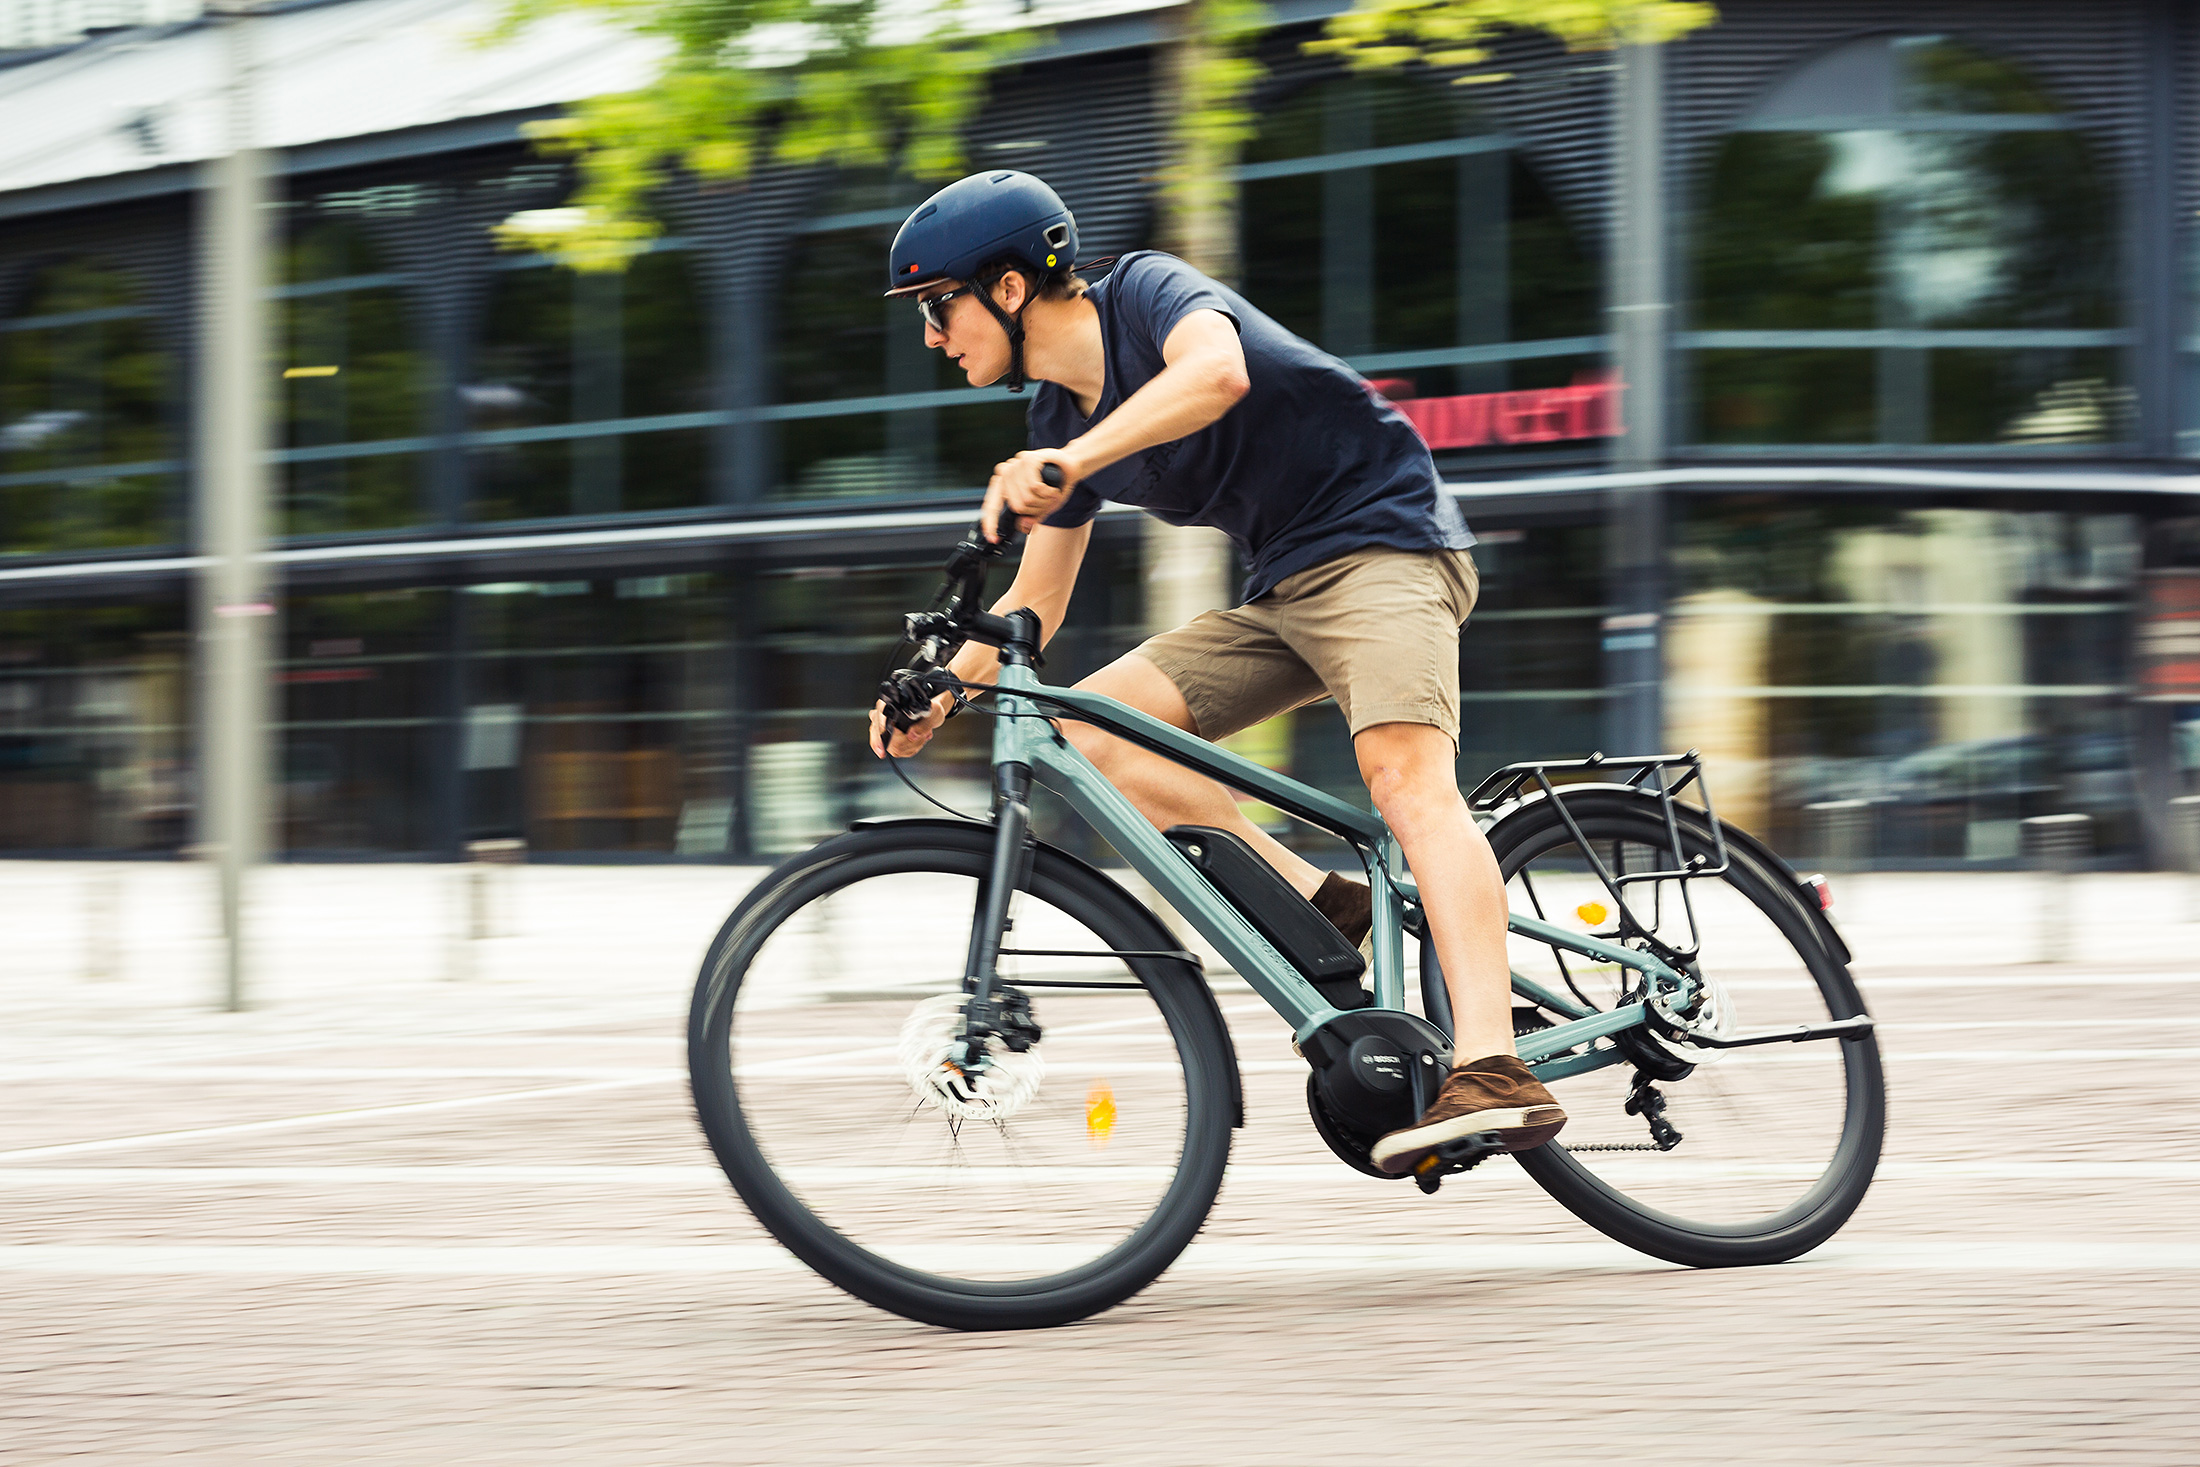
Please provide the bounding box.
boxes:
[1698,349,1876,444]
[0,259,174,553]
[1698,133,1878,331]
[0,600,189,851]
[1931,348,2126,444]
[1240,175,1322,342]
[623,251,711,420]
[1371,158,1456,352]
[1694,39,2125,450]
[1507,157,1599,345]
[938,399,1033,490]
[782,412,888,498]
[468,248,706,519]
[470,263,570,520]
[1672,498,2142,858]
[1894,130,2113,331]
[466,575,730,853]
[777,225,899,403]
[279,194,430,536]
[280,588,445,851]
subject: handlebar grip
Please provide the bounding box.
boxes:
[985,463,1066,548]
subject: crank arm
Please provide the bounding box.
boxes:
[1667,1014,1876,1049]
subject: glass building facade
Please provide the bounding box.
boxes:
[3,1,2197,867]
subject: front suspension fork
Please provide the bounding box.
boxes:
[956,759,1033,1055]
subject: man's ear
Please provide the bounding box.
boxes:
[992,270,1029,313]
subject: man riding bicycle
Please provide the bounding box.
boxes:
[867,170,1564,1174]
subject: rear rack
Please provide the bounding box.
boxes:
[1470,751,1730,966]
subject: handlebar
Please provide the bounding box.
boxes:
[878,461,1066,736]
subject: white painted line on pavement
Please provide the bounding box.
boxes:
[0,1160,2192,1187]
[1843,972,2200,990]
[8,1044,2171,1088]
[0,1074,681,1163]
[0,1066,683,1082]
[1,1237,2195,1277]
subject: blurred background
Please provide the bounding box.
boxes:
[3,0,2199,910]
[3,10,2196,1458]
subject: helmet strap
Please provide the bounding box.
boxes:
[972,272,1031,394]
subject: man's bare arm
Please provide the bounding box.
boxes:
[984,309,1249,536]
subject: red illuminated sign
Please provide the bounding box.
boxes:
[1368,372,1623,450]
[2137,569,2200,702]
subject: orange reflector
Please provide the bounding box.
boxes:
[1086,1081,1117,1146]
[1576,900,1609,926]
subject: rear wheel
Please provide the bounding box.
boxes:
[1487,791,1885,1267]
[688,824,1237,1330]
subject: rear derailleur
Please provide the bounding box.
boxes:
[1565,1069,1685,1154]
[1625,1072,1683,1151]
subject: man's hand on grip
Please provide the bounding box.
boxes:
[981,453,1074,542]
[868,688,954,759]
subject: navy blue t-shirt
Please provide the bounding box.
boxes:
[1029,251,1471,603]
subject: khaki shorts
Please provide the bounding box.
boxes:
[1132,547,1479,746]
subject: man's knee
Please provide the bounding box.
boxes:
[1353,722,1460,809]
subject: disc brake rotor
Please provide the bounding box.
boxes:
[896,992,1047,1122]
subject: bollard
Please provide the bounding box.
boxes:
[2172,796,2200,924]
[451,838,526,979]
[2021,813,2092,964]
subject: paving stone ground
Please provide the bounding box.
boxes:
[2,861,2196,1464]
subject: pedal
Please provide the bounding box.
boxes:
[1411,1130,1508,1194]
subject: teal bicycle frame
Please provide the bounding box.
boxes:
[980,659,1686,1086]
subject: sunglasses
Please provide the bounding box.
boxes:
[917,283,978,332]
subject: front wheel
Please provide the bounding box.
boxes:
[1488,790,1886,1268]
[689,823,1237,1330]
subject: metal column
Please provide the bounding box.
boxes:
[195,2,274,1012]
[1603,40,1669,757]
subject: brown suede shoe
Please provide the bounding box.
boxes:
[1368,1055,1567,1175]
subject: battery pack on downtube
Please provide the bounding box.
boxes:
[1165,825,1369,1009]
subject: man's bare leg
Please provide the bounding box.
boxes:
[1353,721,1515,1063]
[1062,653,1328,900]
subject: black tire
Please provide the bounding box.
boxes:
[688,823,1236,1330]
[1488,790,1885,1268]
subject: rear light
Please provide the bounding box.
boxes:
[1802,873,1834,911]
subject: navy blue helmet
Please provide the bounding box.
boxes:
[885,171,1077,296]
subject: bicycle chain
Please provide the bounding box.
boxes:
[1514,1012,1683,1154]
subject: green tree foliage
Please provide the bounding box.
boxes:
[487,0,1031,270]
[487,0,1717,274]
[1310,0,1717,76]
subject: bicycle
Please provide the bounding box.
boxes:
[689,499,1885,1330]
